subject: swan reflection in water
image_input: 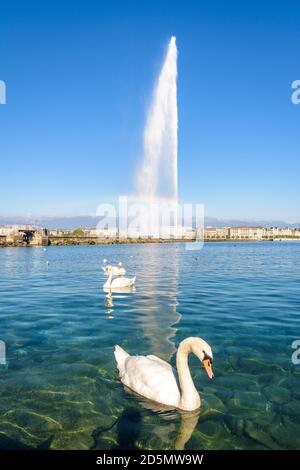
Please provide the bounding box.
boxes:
[124,388,201,450]
[103,287,136,319]
[104,291,114,318]
[91,408,142,450]
[91,389,200,450]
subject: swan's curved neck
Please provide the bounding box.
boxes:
[107,270,113,287]
[176,340,200,411]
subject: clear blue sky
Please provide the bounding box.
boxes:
[0,0,299,221]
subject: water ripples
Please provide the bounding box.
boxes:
[0,242,300,449]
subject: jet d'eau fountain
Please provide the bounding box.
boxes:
[99,37,201,239]
[136,36,178,203]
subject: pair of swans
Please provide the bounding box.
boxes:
[103,266,136,289]
[115,337,214,411]
[102,259,126,276]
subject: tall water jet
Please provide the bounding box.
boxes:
[137,36,178,203]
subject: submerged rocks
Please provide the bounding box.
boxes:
[2,408,62,432]
[238,357,285,375]
[0,414,55,449]
[263,385,291,405]
[268,417,300,449]
[227,390,268,417]
[225,415,245,437]
[187,419,228,450]
[282,400,300,423]
[217,374,260,392]
[244,419,281,450]
[199,393,226,420]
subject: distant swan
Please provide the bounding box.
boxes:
[102,260,126,276]
[114,337,214,411]
[103,267,135,289]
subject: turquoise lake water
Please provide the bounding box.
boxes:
[0,242,299,450]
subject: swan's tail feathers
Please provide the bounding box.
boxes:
[114,345,129,376]
[131,276,136,286]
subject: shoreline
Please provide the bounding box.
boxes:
[0,237,286,248]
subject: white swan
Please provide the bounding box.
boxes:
[103,267,136,289]
[102,260,126,276]
[114,337,214,411]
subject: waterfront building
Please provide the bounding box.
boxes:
[83,227,118,238]
[229,226,264,239]
[204,227,230,239]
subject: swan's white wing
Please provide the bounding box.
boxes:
[146,355,173,370]
[121,355,180,408]
[111,277,134,288]
[112,278,128,287]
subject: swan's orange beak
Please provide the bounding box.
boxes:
[203,358,214,379]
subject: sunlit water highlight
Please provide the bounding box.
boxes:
[0,243,299,449]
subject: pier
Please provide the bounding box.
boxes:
[0,227,49,247]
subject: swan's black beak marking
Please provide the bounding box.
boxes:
[202,352,214,379]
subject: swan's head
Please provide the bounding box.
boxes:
[103,258,107,264]
[194,338,214,379]
[180,337,214,379]
[118,262,122,266]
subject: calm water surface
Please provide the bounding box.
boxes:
[0,242,299,449]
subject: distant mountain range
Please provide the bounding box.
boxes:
[0,215,299,229]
